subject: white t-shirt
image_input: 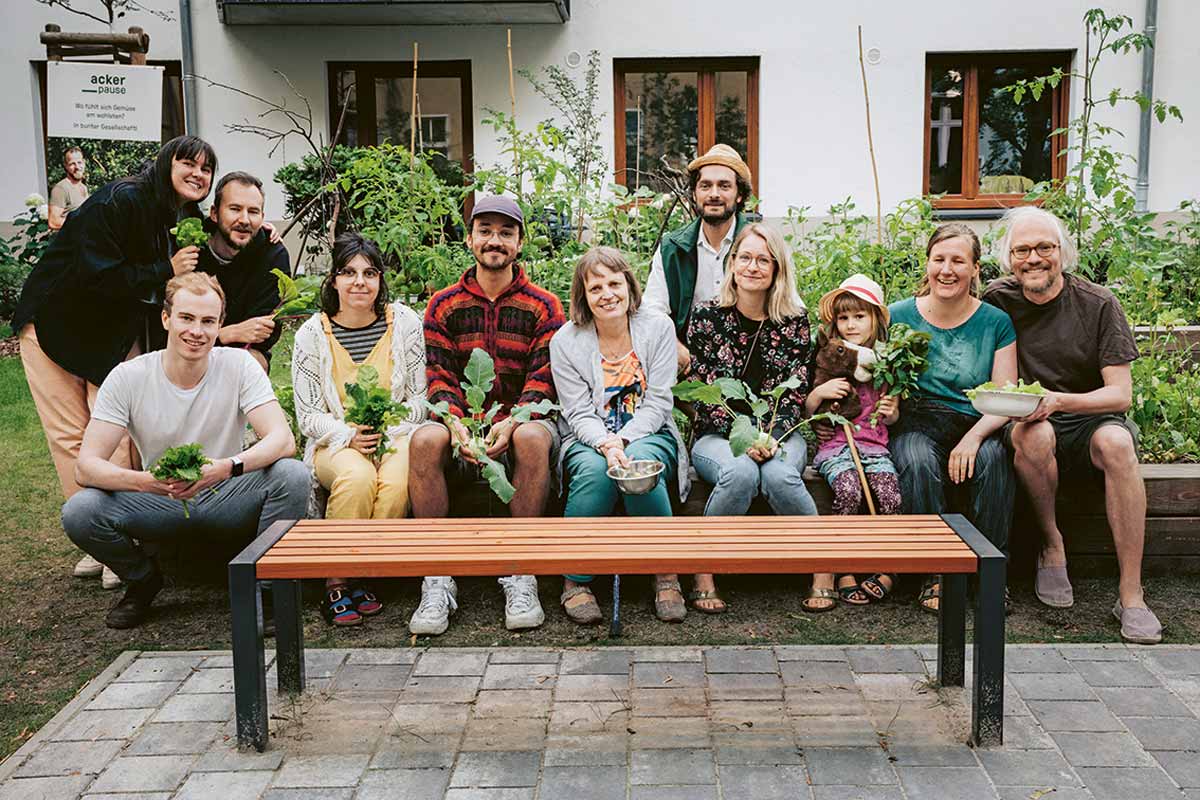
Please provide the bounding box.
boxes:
[91,348,277,469]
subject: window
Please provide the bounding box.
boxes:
[328,60,473,182]
[613,57,758,195]
[924,53,1070,209]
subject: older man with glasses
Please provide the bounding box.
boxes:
[983,206,1161,644]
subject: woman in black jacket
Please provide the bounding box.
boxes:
[14,134,218,581]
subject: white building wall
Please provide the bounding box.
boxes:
[4,0,1198,219]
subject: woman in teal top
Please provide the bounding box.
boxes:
[888,224,1018,614]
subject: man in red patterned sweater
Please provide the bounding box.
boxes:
[408,195,565,636]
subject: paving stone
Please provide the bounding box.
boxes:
[1093,686,1196,717]
[714,743,804,765]
[271,754,370,788]
[704,647,778,674]
[332,664,412,691]
[630,748,716,785]
[633,662,705,688]
[1052,732,1156,767]
[1004,648,1073,673]
[560,650,632,675]
[480,664,555,690]
[388,702,471,736]
[538,765,627,799]
[262,790,354,800]
[542,746,625,767]
[443,789,535,800]
[812,788,903,800]
[450,751,541,788]
[1140,649,1200,676]
[780,661,856,688]
[632,687,708,717]
[554,674,629,703]
[177,668,234,694]
[486,649,560,664]
[1059,645,1135,661]
[999,715,1055,749]
[413,651,489,676]
[806,746,895,784]
[977,749,1079,787]
[775,645,848,662]
[995,789,1093,800]
[707,672,783,701]
[345,648,420,665]
[549,701,627,735]
[193,742,285,772]
[279,715,388,757]
[369,746,455,770]
[628,716,711,749]
[630,787,718,800]
[0,775,93,800]
[1151,750,1200,788]
[1123,715,1200,750]
[793,715,880,746]
[115,656,201,683]
[1071,660,1161,688]
[847,647,925,674]
[887,745,977,766]
[854,672,934,702]
[716,764,808,799]
[174,770,274,800]
[868,701,958,744]
[709,701,789,733]
[305,691,399,722]
[1026,700,1123,732]
[633,647,703,663]
[895,766,998,800]
[14,739,124,777]
[153,692,234,723]
[783,686,868,717]
[89,754,195,793]
[472,689,553,718]
[125,721,224,755]
[81,794,173,800]
[1075,766,1182,798]
[401,675,482,703]
[1008,672,1097,701]
[301,649,351,679]
[355,767,452,799]
[49,707,154,740]
[463,716,548,750]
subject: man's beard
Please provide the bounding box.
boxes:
[217,225,253,253]
[700,203,735,225]
[477,248,517,271]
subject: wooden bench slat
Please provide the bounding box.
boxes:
[286,516,950,531]
[267,534,968,546]
[260,544,973,560]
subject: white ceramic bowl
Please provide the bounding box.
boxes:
[969,390,1043,418]
[606,460,665,495]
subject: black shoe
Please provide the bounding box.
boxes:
[105,571,164,629]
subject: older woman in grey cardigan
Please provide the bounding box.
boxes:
[550,247,691,625]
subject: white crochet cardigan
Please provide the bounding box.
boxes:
[291,301,428,516]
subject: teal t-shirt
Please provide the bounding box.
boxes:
[887,297,1017,417]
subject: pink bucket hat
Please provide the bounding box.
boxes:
[817,273,890,326]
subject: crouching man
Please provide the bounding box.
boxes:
[63,273,309,629]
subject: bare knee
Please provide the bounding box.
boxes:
[1090,425,1137,475]
[511,422,552,460]
[409,425,450,472]
[1010,421,1056,464]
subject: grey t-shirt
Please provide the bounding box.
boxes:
[49,178,88,212]
[91,348,277,468]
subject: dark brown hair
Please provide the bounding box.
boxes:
[823,292,887,347]
[569,246,642,326]
[689,165,752,215]
[214,171,263,209]
[320,232,389,317]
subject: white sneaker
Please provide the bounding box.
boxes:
[73,554,103,578]
[499,575,544,631]
[409,577,458,636]
[101,566,123,590]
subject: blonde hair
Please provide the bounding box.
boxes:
[568,246,643,326]
[164,272,226,320]
[916,223,982,298]
[717,223,806,324]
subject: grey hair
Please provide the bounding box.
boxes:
[996,206,1078,273]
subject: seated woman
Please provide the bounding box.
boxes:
[888,223,1017,613]
[291,233,428,626]
[686,223,819,614]
[550,247,690,624]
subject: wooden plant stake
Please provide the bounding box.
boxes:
[842,422,877,515]
[857,25,882,247]
[410,43,419,169]
[507,28,519,182]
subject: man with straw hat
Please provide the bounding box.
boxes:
[643,144,753,371]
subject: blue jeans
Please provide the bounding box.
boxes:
[62,459,311,583]
[690,433,818,517]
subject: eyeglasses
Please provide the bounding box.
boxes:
[336,267,382,281]
[1009,242,1059,261]
[733,253,775,270]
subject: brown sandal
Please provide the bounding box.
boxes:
[654,578,686,622]
[688,589,727,615]
[561,584,603,625]
[802,587,839,613]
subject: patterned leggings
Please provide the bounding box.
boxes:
[830,469,902,516]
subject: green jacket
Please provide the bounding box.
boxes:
[659,213,748,339]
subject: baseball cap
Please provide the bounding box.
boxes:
[469,195,524,231]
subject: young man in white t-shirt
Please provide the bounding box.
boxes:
[63,272,309,629]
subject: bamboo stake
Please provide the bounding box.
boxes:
[842,422,877,516]
[410,42,419,168]
[857,26,882,246]
[507,28,519,182]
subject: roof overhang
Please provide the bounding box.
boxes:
[216,0,570,25]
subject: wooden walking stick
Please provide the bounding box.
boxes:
[842,422,877,515]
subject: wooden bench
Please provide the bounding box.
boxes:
[228,513,1005,752]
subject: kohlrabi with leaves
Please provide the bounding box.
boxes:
[672,376,852,457]
[343,365,410,463]
[149,442,212,519]
[170,217,209,249]
[425,348,558,503]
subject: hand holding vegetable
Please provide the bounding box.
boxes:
[170,246,200,277]
[149,443,213,518]
[868,323,932,426]
[343,366,409,464]
[170,218,209,249]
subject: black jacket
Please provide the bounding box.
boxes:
[13,179,196,386]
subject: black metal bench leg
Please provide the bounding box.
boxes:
[971,552,1006,747]
[938,573,967,687]
[273,579,305,696]
[230,564,267,751]
[609,574,622,638]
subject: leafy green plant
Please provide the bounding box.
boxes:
[424,349,558,502]
[869,323,932,423]
[964,379,1047,400]
[46,137,157,189]
[269,268,321,318]
[343,365,409,464]
[149,443,211,518]
[0,200,52,323]
[170,218,208,249]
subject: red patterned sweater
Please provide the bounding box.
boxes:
[424,265,565,420]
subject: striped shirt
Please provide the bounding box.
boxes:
[330,314,388,363]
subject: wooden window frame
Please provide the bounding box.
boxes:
[612,56,759,196]
[923,52,1071,210]
[327,59,474,176]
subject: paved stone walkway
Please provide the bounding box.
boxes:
[1,644,1197,799]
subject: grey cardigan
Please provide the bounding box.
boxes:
[549,310,690,500]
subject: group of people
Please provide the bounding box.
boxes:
[14,136,1161,645]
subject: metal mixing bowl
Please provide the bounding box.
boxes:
[606,459,665,495]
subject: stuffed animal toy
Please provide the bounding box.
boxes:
[812,330,877,420]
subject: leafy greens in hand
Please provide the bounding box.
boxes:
[344,365,410,463]
[867,323,933,425]
[149,443,211,518]
[170,218,209,249]
[270,268,321,318]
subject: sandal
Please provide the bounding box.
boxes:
[653,578,686,623]
[561,584,603,625]
[351,585,383,617]
[322,586,363,627]
[837,576,870,606]
[919,578,940,615]
[802,587,839,613]
[688,589,727,615]
[860,574,895,603]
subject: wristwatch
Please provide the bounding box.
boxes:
[229,456,245,478]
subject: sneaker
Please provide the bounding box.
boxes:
[499,575,545,631]
[409,577,458,636]
[105,571,164,629]
[73,554,103,578]
[101,566,123,590]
